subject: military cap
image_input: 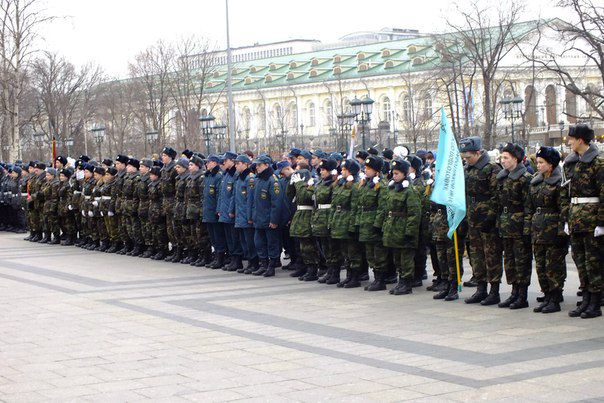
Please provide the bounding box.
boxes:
[568,124,594,143]
[501,143,525,163]
[288,148,302,158]
[406,155,423,173]
[46,167,58,176]
[150,166,161,176]
[127,158,140,169]
[93,166,106,175]
[181,149,193,159]
[367,147,379,156]
[106,167,118,176]
[365,155,383,172]
[102,158,113,167]
[115,154,129,164]
[207,154,223,164]
[319,158,338,172]
[34,162,46,170]
[79,155,91,162]
[330,152,343,162]
[12,165,22,175]
[55,155,68,165]
[459,136,482,152]
[223,151,238,161]
[235,154,251,164]
[391,158,410,175]
[343,159,361,176]
[27,161,36,168]
[356,150,369,160]
[194,152,206,159]
[382,148,394,160]
[300,150,312,161]
[253,154,272,165]
[176,157,189,169]
[191,155,205,168]
[536,146,561,167]
[312,149,328,159]
[161,146,177,159]
[141,158,154,168]
[276,160,291,171]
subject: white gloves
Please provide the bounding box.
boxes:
[290,173,302,184]
[92,201,98,207]
[68,205,73,211]
[564,222,570,236]
[307,178,315,186]
[108,211,114,217]
[81,210,86,217]
[100,212,104,217]
[87,211,93,217]
[595,226,604,238]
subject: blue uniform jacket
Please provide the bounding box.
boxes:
[202,166,222,223]
[230,168,254,228]
[249,166,281,229]
[217,166,236,224]
[278,176,295,226]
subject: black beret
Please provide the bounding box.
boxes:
[536,146,561,167]
[79,155,91,162]
[391,158,410,175]
[382,148,394,160]
[406,155,423,173]
[367,147,379,156]
[181,149,193,159]
[568,124,594,143]
[127,158,140,169]
[364,155,383,172]
[93,166,106,175]
[106,167,118,176]
[116,154,129,164]
[150,166,161,176]
[319,158,338,172]
[502,143,525,163]
[55,156,67,165]
[162,147,177,159]
[102,158,113,166]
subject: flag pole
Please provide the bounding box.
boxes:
[453,230,462,292]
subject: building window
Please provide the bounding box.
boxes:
[422,94,432,119]
[307,102,316,127]
[382,96,392,123]
[324,99,333,127]
[402,95,412,124]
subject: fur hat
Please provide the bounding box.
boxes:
[536,146,561,167]
[501,143,525,163]
[568,124,594,143]
[391,158,410,175]
[364,155,383,172]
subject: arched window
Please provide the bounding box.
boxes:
[565,89,577,123]
[422,94,432,119]
[256,104,266,131]
[545,85,557,125]
[323,99,333,127]
[381,96,392,123]
[307,102,316,127]
[242,107,252,130]
[402,95,412,124]
[288,101,297,131]
[524,85,537,127]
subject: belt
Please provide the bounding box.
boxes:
[334,205,350,212]
[3,192,10,195]
[388,211,405,218]
[101,196,111,200]
[571,197,599,204]
[297,205,313,211]
[502,206,523,214]
[20,193,28,197]
[73,191,81,195]
[469,194,491,203]
[317,204,331,209]
[94,197,101,201]
[84,195,91,200]
[360,206,377,212]
[534,207,557,214]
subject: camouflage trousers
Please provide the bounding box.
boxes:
[117,214,130,244]
[139,217,153,247]
[95,216,108,241]
[173,218,190,248]
[59,213,76,237]
[43,211,60,237]
[152,216,168,251]
[533,240,568,293]
[570,232,604,293]
[163,202,175,245]
[299,237,320,266]
[189,220,211,253]
[104,215,119,243]
[126,215,142,245]
[502,237,532,285]
[414,227,428,280]
[318,237,339,268]
[87,216,98,241]
[363,241,388,274]
[332,238,363,273]
[30,207,43,232]
[391,247,415,280]
[467,227,503,283]
[435,237,465,282]
[428,240,441,279]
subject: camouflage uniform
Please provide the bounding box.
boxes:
[527,166,568,310]
[186,168,211,265]
[81,176,96,246]
[136,171,152,254]
[148,174,168,257]
[562,144,603,295]
[69,172,83,243]
[100,177,119,248]
[28,171,46,239]
[91,178,107,248]
[57,178,76,244]
[376,179,421,293]
[287,171,316,277]
[464,151,503,302]
[160,159,178,251]
[171,170,190,262]
[311,175,337,283]
[411,173,430,284]
[41,174,61,242]
[122,171,142,253]
[115,169,130,250]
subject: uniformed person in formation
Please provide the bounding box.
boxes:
[169,157,190,263]
[203,155,226,269]
[460,136,503,305]
[287,163,315,280]
[313,159,338,284]
[148,166,168,260]
[563,124,603,319]
[137,159,154,258]
[101,167,119,252]
[528,146,568,313]
[230,154,258,273]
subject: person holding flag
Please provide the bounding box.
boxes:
[430,108,468,299]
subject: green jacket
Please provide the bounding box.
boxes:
[527,166,568,244]
[122,172,140,216]
[42,179,60,214]
[378,179,421,249]
[310,177,333,237]
[465,151,501,232]
[496,164,532,238]
[355,175,387,243]
[562,143,604,233]
[57,180,73,218]
[288,179,314,238]
[329,176,359,239]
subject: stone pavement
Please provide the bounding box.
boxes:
[0,233,603,402]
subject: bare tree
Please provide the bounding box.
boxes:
[95,79,138,157]
[446,0,524,148]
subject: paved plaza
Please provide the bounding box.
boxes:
[0,233,603,402]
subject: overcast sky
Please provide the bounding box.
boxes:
[38,0,573,78]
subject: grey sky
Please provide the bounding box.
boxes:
[39,0,571,78]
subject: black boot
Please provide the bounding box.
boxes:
[317,266,333,284]
[391,277,413,295]
[209,251,225,269]
[227,255,243,272]
[142,247,155,258]
[326,267,341,285]
[116,242,130,255]
[569,291,591,317]
[534,291,550,313]
[38,232,50,243]
[498,284,519,308]
[365,272,387,292]
[463,276,478,287]
[509,284,529,309]
[434,280,451,300]
[30,232,41,242]
[106,242,120,254]
[49,234,61,245]
[152,249,167,261]
[465,282,488,304]
[23,233,33,241]
[581,291,602,319]
[411,276,423,288]
[252,260,268,276]
[61,235,74,246]
[98,241,109,252]
[337,269,352,288]
[480,283,501,306]
[426,278,441,291]
[131,244,144,257]
[343,272,361,288]
[541,289,561,314]
[244,257,259,274]
[291,265,307,278]
[263,260,278,277]
[302,266,318,281]
[444,280,460,301]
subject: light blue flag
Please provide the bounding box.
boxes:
[430,107,466,239]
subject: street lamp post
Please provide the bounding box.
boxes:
[145,130,158,155]
[350,96,374,150]
[64,138,74,157]
[90,125,106,161]
[199,114,216,155]
[500,96,523,144]
[213,123,228,153]
[300,123,304,149]
[559,120,565,146]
